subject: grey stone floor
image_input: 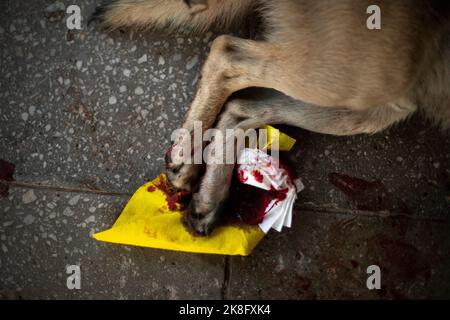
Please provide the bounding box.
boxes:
[1,1,449,299]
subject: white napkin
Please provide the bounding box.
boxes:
[237,148,304,233]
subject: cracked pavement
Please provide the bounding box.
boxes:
[1,0,450,299]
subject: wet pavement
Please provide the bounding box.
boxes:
[1,1,449,299]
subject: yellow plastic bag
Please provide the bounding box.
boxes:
[93,174,265,255]
[93,126,295,256]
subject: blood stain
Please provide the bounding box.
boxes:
[328,172,412,214]
[238,169,247,183]
[226,153,296,225]
[252,170,264,183]
[0,159,15,197]
[147,176,190,211]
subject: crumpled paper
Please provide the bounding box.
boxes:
[237,148,304,233]
[93,126,301,256]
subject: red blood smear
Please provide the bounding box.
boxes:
[329,173,385,211]
[238,169,247,183]
[328,172,412,214]
[226,152,297,225]
[147,176,190,211]
[164,145,174,166]
[375,236,431,283]
[227,179,289,225]
[0,159,15,181]
[0,159,15,197]
[252,170,264,183]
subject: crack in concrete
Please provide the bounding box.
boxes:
[220,256,231,300]
[0,180,130,197]
[2,180,449,223]
[297,202,450,223]
[3,180,449,300]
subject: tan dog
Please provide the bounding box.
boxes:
[98,0,450,235]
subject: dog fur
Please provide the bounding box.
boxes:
[98,0,450,235]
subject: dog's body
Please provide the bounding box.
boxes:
[99,0,450,234]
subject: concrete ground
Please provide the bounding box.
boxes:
[1,1,449,299]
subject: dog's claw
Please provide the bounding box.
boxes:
[165,141,202,192]
[184,195,223,236]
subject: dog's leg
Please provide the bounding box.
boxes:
[186,90,416,235]
[166,35,292,191]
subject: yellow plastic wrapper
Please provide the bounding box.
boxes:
[93,126,296,256]
[264,125,296,152]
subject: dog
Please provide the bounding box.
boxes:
[96,0,450,235]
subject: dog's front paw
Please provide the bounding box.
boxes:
[165,138,201,191]
[184,193,224,236]
[165,160,200,192]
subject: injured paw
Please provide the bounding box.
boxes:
[184,193,224,236]
[165,143,202,192]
